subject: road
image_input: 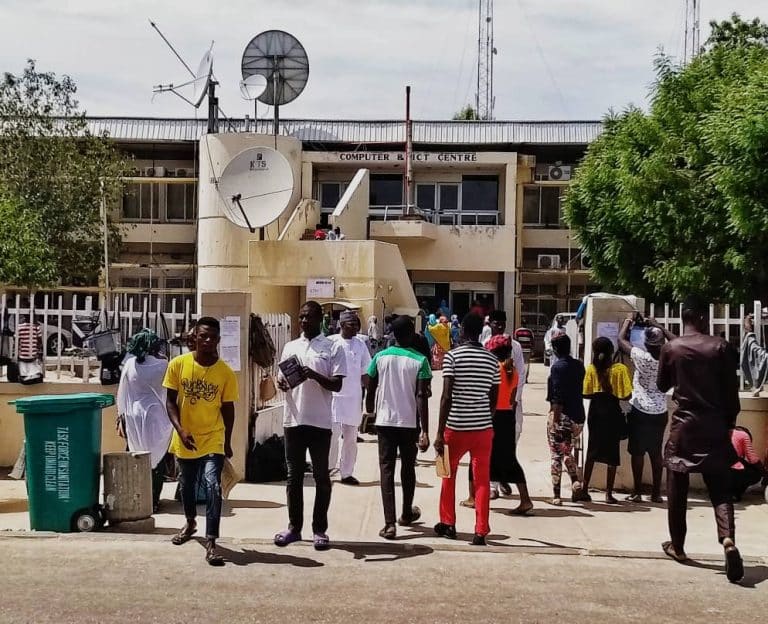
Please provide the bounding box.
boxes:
[2,534,767,623]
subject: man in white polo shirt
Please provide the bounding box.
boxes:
[275,301,346,551]
[328,310,371,485]
[366,316,431,540]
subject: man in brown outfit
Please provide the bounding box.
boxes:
[657,296,743,583]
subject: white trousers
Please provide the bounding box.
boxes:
[329,422,359,478]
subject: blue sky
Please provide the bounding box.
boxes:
[0,0,765,120]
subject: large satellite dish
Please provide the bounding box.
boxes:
[217,147,294,232]
[241,30,309,133]
[192,48,214,108]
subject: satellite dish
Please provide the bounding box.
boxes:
[241,30,309,106]
[192,48,214,108]
[239,74,268,100]
[216,147,294,232]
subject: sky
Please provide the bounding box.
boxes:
[0,0,765,121]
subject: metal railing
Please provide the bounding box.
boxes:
[368,205,500,226]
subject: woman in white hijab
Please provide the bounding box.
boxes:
[117,329,172,512]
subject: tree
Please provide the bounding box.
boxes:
[453,105,479,120]
[564,15,768,302]
[0,60,128,288]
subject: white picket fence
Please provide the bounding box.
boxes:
[0,290,196,383]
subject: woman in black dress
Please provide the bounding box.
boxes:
[579,337,632,504]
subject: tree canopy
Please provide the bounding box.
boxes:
[453,105,480,120]
[0,60,128,289]
[564,14,768,302]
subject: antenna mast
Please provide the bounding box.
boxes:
[476,0,496,120]
[683,0,702,64]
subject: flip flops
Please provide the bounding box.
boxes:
[171,525,197,545]
[206,542,225,567]
[379,524,397,540]
[313,533,330,550]
[274,529,302,547]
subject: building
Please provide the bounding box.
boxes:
[97,117,602,344]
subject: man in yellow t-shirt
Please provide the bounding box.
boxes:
[163,316,238,566]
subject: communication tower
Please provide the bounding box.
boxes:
[476,0,497,120]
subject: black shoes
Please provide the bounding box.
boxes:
[340,476,360,485]
[398,506,421,526]
[472,534,486,546]
[434,522,457,539]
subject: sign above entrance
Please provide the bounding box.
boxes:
[307,278,335,299]
[336,151,478,163]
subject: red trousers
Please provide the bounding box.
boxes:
[440,427,493,536]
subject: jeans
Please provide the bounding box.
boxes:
[285,425,332,534]
[177,454,224,540]
[377,426,418,525]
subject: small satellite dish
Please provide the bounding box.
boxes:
[241,30,309,106]
[192,48,214,108]
[239,74,268,101]
[217,147,294,232]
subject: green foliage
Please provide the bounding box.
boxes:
[0,60,128,288]
[453,105,479,120]
[0,193,58,288]
[565,16,768,302]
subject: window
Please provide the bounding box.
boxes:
[437,184,459,224]
[163,277,195,311]
[415,184,435,212]
[320,182,345,211]
[461,175,498,224]
[370,174,403,207]
[122,183,160,222]
[167,183,196,221]
[523,185,568,227]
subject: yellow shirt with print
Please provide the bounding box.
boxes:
[163,352,238,459]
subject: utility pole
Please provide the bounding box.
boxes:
[476,0,497,120]
[683,0,702,64]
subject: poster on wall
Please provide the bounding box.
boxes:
[596,321,620,350]
[220,316,241,372]
[307,278,335,299]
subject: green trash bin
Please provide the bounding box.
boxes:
[12,393,115,533]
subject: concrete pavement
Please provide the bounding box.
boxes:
[1,364,767,560]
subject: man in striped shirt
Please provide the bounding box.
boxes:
[434,313,500,545]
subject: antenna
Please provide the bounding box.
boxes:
[149,20,219,131]
[683,0,702,64]
[216,147,294,233]
[241,30,310,135]
[476,0,497,120]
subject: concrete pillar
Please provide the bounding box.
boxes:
[503,271,516,326]
[201,291,252,477]
[103,452,152,524]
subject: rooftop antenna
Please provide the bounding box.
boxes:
[683,0,702,64]
[241,30,310,136]
[149,20,219,133]
[476,0,497,120]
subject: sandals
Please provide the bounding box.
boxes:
[509,504,534,516]
[274,529,302,547]
[171,524,197,545]
[724,539,744,583]
[313,533,330,551]
[379,524,397,540]
[499,483,512,496]
[662,541,689,563]
[398,506,421,526]
[625,493,643,503]
[206,541,225,567]
[459,499,475,509]
[551,498,562,506]
[489,488,499,500]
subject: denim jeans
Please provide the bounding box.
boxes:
[284,425,332,534]
[177,454,224,539]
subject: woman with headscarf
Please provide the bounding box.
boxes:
[486,334,534,514]
[450,315,460,347]
[424,314,437,349]
[117,328,172,512]
[580,336,633,504]
[429,316,451,370]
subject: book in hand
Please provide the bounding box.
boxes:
[278,355,306,389]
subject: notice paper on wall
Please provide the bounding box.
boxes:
[220,316,241,372]
[596,321,620,351]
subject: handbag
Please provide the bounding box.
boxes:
[259,374,277,402]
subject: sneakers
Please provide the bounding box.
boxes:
[434,522,457,539]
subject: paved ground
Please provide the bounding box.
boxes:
[1,364,767,622]
[2,534,767,624]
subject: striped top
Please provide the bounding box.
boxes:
[443,343,500,431]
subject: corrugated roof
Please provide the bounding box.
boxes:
[85,117,602,145]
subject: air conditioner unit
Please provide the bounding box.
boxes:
[175,168,188,178]
[154,166,166,177]
[537,254,561,269]
[580,254,591,270]
[143,167,156,177]
[547,165,571,181]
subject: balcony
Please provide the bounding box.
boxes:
[121,222,196,245]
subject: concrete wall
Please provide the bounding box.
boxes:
[0,384,124,467]
[277,198,320,242]
[331,169,369,241]
[197,133,304,296]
